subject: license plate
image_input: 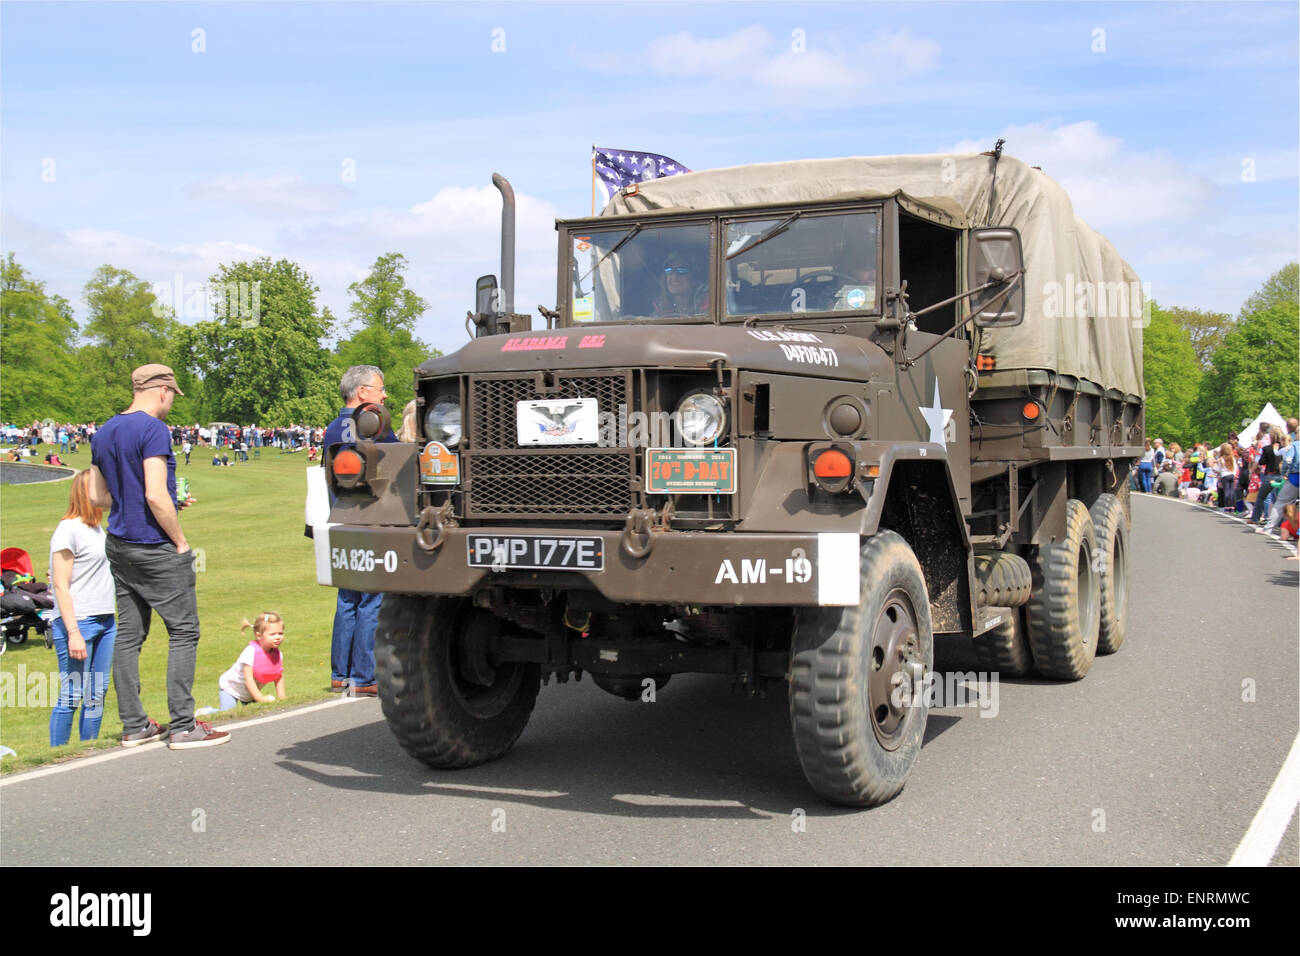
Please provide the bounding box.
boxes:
[516,398,598,445]
[466,534,605,571]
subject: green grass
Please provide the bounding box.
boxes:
[1,444,337,772]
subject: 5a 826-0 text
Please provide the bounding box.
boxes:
[332,547,398,573]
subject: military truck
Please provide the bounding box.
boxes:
[315,151,1145,806]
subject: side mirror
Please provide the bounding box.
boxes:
[475,274,499,317]
[968,227,1024,328]
[351,402,391,440]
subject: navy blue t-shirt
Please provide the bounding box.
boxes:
[91,411,177,544]
[323,406,398,448]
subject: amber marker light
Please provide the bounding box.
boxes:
[1022,402,1041,421]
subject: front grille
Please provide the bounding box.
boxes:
[471,373,628,449]
[467,451,632,517]
[466,372,633,518]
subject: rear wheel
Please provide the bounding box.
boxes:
[972,606,1035,677]
[789,531,933,807]
[1090,494,1129,654]
[1026,499,1100,679]
[374,595,540,769]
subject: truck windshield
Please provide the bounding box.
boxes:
[571,223,711,323]
[725,211,878,318]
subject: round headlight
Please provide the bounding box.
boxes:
[675,391,727,447]
[424,398,462,447]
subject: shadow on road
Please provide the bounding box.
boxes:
[274,673,969,820]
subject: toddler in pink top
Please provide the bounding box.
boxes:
[216,612,287,711]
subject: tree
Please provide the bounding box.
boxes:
[1142,302,1202,447]
[0,254,80,422]
[1162,305,1233,372]
[179,258,336,426]
[1238,262,1298,318]
[336,252,438,410]
[1189,269,1299,441]
[77,265,179,422]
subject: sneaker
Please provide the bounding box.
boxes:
[121,718,168,748]
[168,720,231,750]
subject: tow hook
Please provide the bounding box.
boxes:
[620,508,657,559]
[415,501,455,553]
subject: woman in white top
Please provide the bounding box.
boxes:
[48,469,117,746]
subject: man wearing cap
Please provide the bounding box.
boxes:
[90,364,229,750]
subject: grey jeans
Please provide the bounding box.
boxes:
[1264,479,1299,532]
[106,535,200,736]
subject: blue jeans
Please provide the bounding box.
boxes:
[1139,462,1153,493]
[1252,479,1279,523]
[49,614,116,745]
[332,589,381,686]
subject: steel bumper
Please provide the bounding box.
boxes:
[314,524,862,607]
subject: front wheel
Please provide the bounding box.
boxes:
[374,595,541,769]
[789,531,933,807]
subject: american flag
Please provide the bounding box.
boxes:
[593,147,691,204]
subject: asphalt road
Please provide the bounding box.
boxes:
[3,494,1296,866]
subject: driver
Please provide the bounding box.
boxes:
[828,262,878,312]
[652,252,708,317]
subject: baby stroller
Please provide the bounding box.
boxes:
[1,547,56,647]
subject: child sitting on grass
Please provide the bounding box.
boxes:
[217,612,287,710]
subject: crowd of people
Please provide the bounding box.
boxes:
[1135,416,1300,543]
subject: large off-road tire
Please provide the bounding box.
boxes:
[1025,499,1100,680]
[789,531,933,807]
[374,595,540,769]
[974,551,1032,608]
[1089,493,1129,655]
[971,606,1035,677]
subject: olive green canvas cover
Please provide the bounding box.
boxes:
[603,154,1144,397]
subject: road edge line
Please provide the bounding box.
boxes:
[0,695,366,787]
[1228,731,1300,866]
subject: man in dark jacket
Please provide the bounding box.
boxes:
[323,365,398,695]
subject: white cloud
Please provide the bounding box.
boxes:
[2,214,269,287]
[647,25,772,78]
[951,120,1217,230]
[588,26,939,95]
[3,180,562,359]
[185,173,353,216]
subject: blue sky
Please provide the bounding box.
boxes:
[2,1,1296,358]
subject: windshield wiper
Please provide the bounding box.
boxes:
[575,224,643,293]
[725,212,802,261]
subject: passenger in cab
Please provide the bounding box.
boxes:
[652,252,709,317]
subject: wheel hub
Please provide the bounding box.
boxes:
[868,589,923,751]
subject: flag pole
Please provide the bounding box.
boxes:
[591,145,596,216]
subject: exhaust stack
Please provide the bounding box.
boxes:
[492,173,515,316]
